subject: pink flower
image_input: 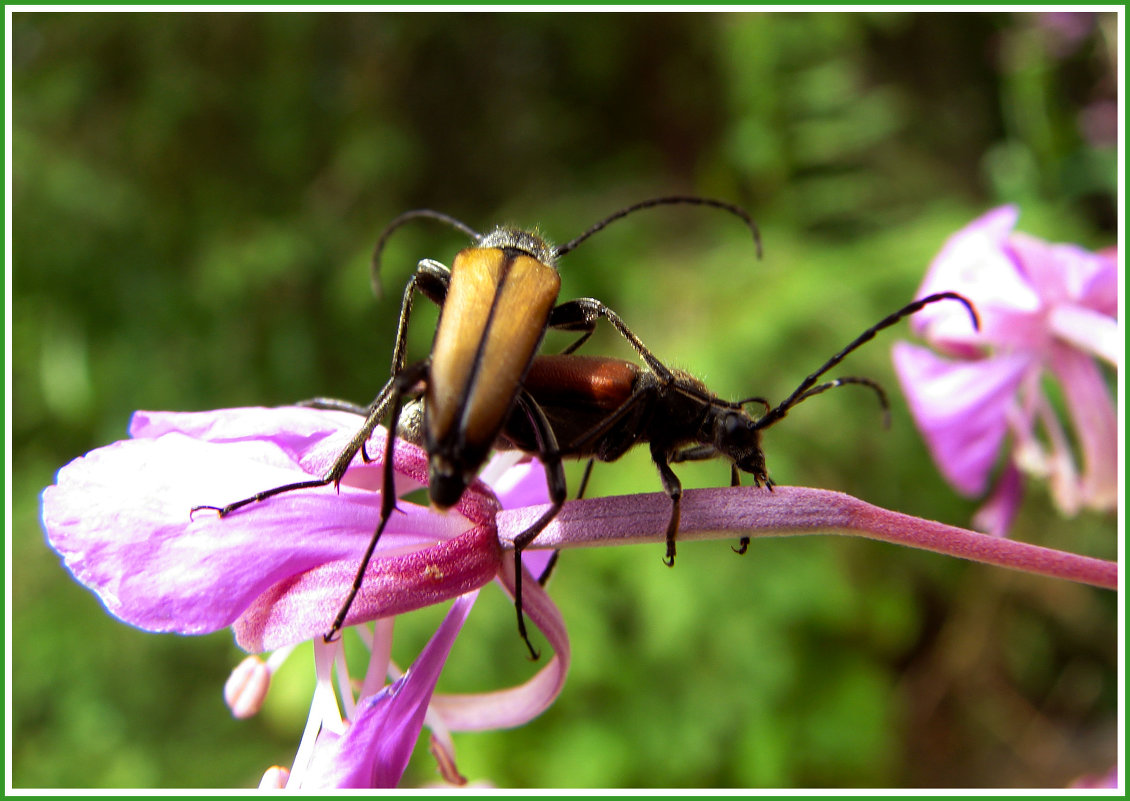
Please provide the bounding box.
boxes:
[892,206,1117,535]
[41,406,569,787]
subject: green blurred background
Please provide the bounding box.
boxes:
[13,11,1118,789]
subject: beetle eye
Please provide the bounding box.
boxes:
[722,412,749,441]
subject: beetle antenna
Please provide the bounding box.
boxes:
[789,376,892,428]
[736,395,772,415]
[370,210,482,298]
[753,292,979,432]
[553,196,763,260]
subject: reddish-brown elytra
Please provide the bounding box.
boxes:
[193,196,762,658]
[489,291,980,565]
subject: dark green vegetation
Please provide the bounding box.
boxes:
[13,11,1117,789]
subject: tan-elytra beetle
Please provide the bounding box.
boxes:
[194,196,761,657]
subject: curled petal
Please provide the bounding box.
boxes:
[431,555,570,731]
[891,343,1030,496]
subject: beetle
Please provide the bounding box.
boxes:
[477,291,980,565]
[193,196,762,657]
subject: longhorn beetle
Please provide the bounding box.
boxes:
[410,291,979,567]
[193,196,762,658]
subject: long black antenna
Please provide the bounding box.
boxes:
[753,292,979,432]
[370,210,482,298]
[791,376,892,428]
[553,196,763,260]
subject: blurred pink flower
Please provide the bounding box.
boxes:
[892,206,1117,535]
[1069,764,1119,789]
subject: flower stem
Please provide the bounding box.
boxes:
[498,486,1117,591]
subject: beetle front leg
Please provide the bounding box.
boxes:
[324,360,430,643]
[650,441,683,567]
[389,258,450,375]
[548,298,674,383]
[190,378,396,519]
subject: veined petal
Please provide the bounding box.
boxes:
[233,522,501,652]
[891,343,1031,496]
[129,407,400,489]
[302,592,479,789]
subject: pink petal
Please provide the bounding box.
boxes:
[1048,302,1120,366]
[891,343,1031,496]
[1006,233,1118,316]
[40,407,486,639]
[1047,345,1118,511]
[431,553,570,731]
[912,206,1040,350]
[233,520,501,652]
[971,461,1025,537]
[303,593,479,788]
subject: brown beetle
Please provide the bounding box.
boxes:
[193,197,761,657]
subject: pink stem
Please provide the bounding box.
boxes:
[497,485,1117,591]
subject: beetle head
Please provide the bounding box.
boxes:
[711,408,770,486]
[427,453,478,510]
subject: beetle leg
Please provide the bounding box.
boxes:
[389,259,450,375]
[509,389,568,660]
[294,397,376,461]
[536,551,560,588]
[536,458,594,588]
[729,464,751,555]
[670,444,719,463]
[295,397,371,415]
[575,458,596,500]
[324,360,430,643]
[190,379,396,519]
[548,298,674,383]
[650,441,683,567]
[192,262,449,518]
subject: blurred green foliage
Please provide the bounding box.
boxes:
[13,10,1117,790]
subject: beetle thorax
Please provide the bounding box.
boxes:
[479,226,556,267]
